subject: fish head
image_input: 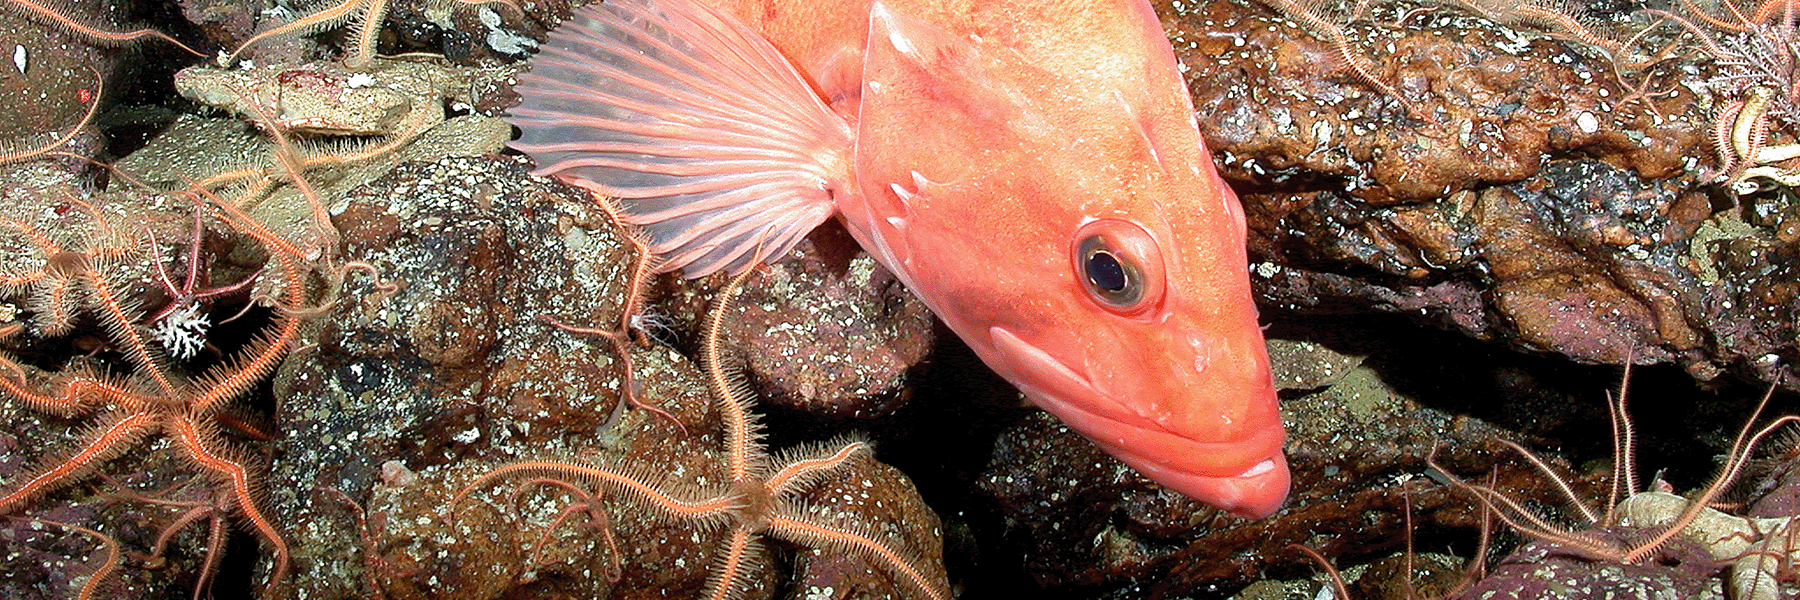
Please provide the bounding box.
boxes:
[850,0,1288,518]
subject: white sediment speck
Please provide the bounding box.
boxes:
[1576,112,1600,134]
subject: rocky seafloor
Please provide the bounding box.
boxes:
[0,0,1798,599]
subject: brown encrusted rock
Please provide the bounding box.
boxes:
[1256,161,1710,366]
[648,222,936,420]
[1443,531,1724,599]
[197,0,570,67]
[268,155,944,600]
[179,0,258,51]
[364,345,746,600]
[267,154,645,600]
[1169,0,1701,206]
[1749,450,1800,520]
[382,0,571,64]
[1248,156,1762,380]
[722,226,936,419]
[1164,0,1800,390]
[0,4,122,166]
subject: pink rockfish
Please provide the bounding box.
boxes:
[507,0,1289,518]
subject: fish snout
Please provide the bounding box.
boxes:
[989,327,1290,517]
[1086,412,1290,519]
[1146,450,1289,519]
[1143,328,1290,518]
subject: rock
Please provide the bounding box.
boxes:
[645,222,937,420]
[180,0,260,51]
[1165,0,1800,391]
[1252,161,1709,369]
[1168,0,1699,205]
[1267,336,1367,391]
[1445,532,1724,600]
[265,154,639,600]
[267,155,946,600]
[174,58,475,137]
[0,5,117,158]
[1749,449,1800,519]
[971,319,1618,596]
[382,0,568,64]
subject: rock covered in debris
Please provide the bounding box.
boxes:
[268,155,944,600]
[646,222,937,421]
[1444,530,1724,600]
[1166,0,1800,392]
[267,154,648,600]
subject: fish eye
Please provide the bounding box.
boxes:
[1079,238,1139,305]
[1071,219,1166,317]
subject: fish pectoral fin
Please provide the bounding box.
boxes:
[507,0,854,277]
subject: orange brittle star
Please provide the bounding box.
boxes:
[0,194,308,598]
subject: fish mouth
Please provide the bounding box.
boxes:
[989,327,1291,518]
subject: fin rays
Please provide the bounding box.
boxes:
[508,0,853,277]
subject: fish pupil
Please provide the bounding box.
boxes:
[1087,251,1128,292]
[1073,225,1156,313]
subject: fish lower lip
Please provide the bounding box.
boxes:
[1184,456,1290,519]
[1099,440,1289,518]
[1239,458,1276,478]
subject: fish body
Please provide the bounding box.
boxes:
[508,0,1289,518]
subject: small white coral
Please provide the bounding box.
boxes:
[151,303,210,360]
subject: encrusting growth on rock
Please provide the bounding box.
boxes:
[453,268,951,600]
[221,0,526,67]
[0,0,203,57]
[540,193,688,430]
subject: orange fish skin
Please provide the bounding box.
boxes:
[508,0,1289,518]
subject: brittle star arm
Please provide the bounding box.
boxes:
[0,411,158,513]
